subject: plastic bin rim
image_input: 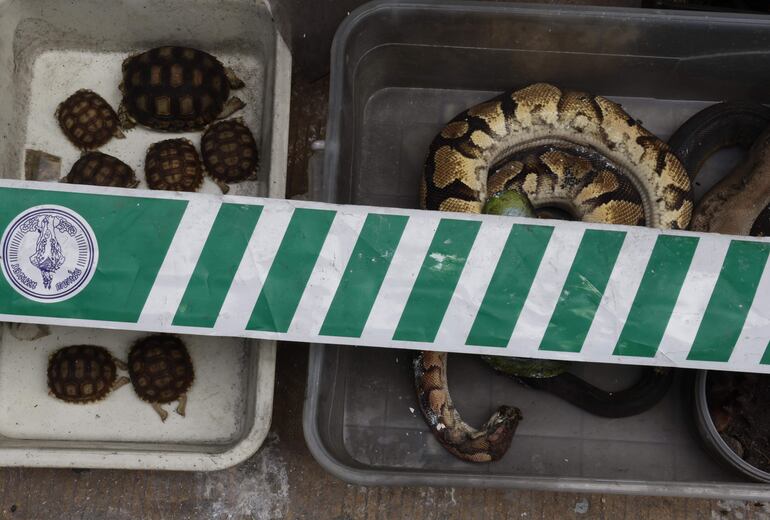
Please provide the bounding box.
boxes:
[336,0,770,31]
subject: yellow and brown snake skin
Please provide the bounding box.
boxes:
[416,83,693,463]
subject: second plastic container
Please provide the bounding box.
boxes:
[305,0,770,498]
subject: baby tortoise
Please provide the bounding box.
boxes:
[47,345,129,404]
[128,334,194,421]
[56,89,125,150]
[145,138,203,192]
[119,46,245,132]
[63,152,139,188]
[201,118,259,193]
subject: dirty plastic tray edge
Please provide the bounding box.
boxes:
[0,22,291,473]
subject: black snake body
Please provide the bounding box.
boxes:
[670,102,770,236]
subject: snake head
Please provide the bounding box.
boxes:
[481,405,523,461]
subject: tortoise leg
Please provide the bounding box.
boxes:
[218,97,246,119]
[117,103,136,130]
[8,321,51,341]
[175,394,188,417]
[152,402,169,422]
[25,150,61,182]
[214,178,230,194]
[114,358,128,371]
[224,67,245,89]
[113,376,130,391]
[202,164,230,194]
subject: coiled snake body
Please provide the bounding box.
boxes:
[669,101,770,235]
[416,83,692,462]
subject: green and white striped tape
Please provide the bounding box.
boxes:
[1,179,770,373]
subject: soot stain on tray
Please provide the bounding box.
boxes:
[708,371,770,471]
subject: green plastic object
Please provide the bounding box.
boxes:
[482,189,569,379]
[481,355,570,378]
[482,190,537,218]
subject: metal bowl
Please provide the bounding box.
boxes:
[693,370,770,483]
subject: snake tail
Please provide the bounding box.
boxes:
[415,351,521,462]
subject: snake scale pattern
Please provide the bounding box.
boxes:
[416,82,693,462]
[670,102,770,236]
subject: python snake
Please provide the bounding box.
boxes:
[669,101,770,235]
[415,83,692,462]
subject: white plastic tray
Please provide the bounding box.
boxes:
[0,0,291,470]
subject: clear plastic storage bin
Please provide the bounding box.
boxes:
[304,0,770,498]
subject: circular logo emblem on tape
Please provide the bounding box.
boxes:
[1,205,98,303]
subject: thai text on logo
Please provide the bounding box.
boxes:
[1,205,98,303]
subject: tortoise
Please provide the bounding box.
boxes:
[128,334,194,422]
[144,138,203,192]
[47,345,129,404]
[56,89,125,150]
[119,46,246,132]
[201,118,259,193]
[63,151,139,188]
